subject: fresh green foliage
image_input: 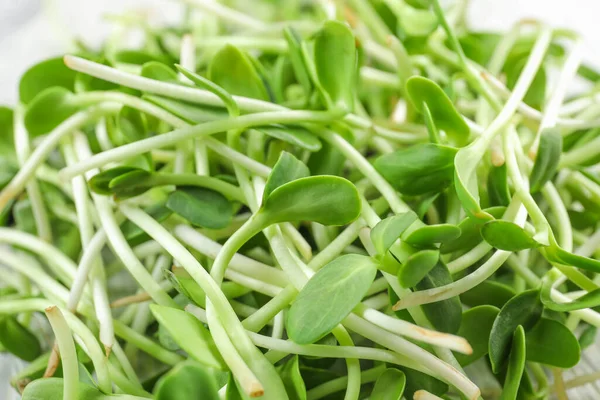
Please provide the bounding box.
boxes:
[24,87,80,137]
[529,128,562,193]
[370,212,418,255]
[277,356,307,400]
[154,361,220,400]
[313,21,357,112]
[287,254,379,344]
[2,1,600,399]
[150,305,225,370]
[481,220,540,251]
[19,57,76,104]
[455,306,499,366]
[370,368,406,400]
[260,176,361,225]
[0,316,41,361]
[263,152,310,202]
[403,223,461,246]
[416,263,462,334]
[374,144,457,196]
[405,76,470,146]
[166,187,233,229]
[499,326,526,400]
[525,318,580,368]
[489,290,543,373]
[397,249,439,288]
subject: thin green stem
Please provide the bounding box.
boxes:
[45,306,79,400]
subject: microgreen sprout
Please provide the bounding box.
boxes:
[1,0,600,399]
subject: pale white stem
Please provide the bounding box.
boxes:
[45,306,79,400]
[281,222,313,261]
[414,390,444,400]
[173,224,288,286]
[179,0,266,30]
[0,103,119,210]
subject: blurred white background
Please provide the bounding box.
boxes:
[1,0,600,104]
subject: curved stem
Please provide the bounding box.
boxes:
[151,173,246,203]
[45,306,79,400]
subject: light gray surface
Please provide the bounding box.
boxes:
[0,0,599,398]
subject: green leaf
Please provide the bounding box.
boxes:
[149,304,225,370]
[283,27,313,96]
[506,56,546,109]
[24,87,80,137]
[261,176,361,226]
[277,356,307,400]
[121,204,172,246]
[460,280,516,309]
[405,76,469,146]
[374,144,457,196]
[0,107,15,160]
[370,212,418,255]
[454,305,499,366]
[313,21,357,112]
[144,95,226,124]
[499,326,526,400]
[263,152,310,202]
[454,143,494,221]
[154,361,220,400]
[370,368,406,400]
[307,142,345,176]
[117,106,148,144]
[0,316,41,361]
[389,0,438,37]
[403,224,461,247]
[140,61,179,83]
[108,169,154,200]
[114,50,167,66]
[546,243,600,274]
[19,57,76,104]
[88,166,141,195]
[257,125,322,152]
[487,165,511,207]
[400,367,448,400]
[525,318,580,368]
[287,254,378,344]
[397,249,439,288]
[481,220,539,252]
[415,262,462,334]
[166,187,233,229]
[441,206,506,254]
[209,45,269,101]
[578,324,597,350]
[529,128,562,193]
[489,289,543,373]
[21,377,137,400]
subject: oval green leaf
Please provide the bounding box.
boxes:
[441,206,506,254]
[397,249,439,288]
[370,368,406,400]
[415,262,462,334]
[370,212,418,256]
[525,318,580,368]
[499,325,526,400]
[487,164,511,207]
[454,305,499,366]
[257,125,322,152]
[489,289,543,373]
[24,87,80,137]
[144,95,226,124]
[405,76,469,146]
[166,187,233,229]
[19,57,76,104]
[88,166,141,195]
[530,128,562,193]
[154,361,220,400]
[460,280,516,309]
[313,20,356,112]
[374,143,457,196]
[263,152,310,203]
[261,176,361,226]
[140,61,179,83]
[403,224,461,247]
[0,316,41,361]
[149,304,225,370]
[209,45,269,101]
[287,254,378,344]
[481,220,539,252]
